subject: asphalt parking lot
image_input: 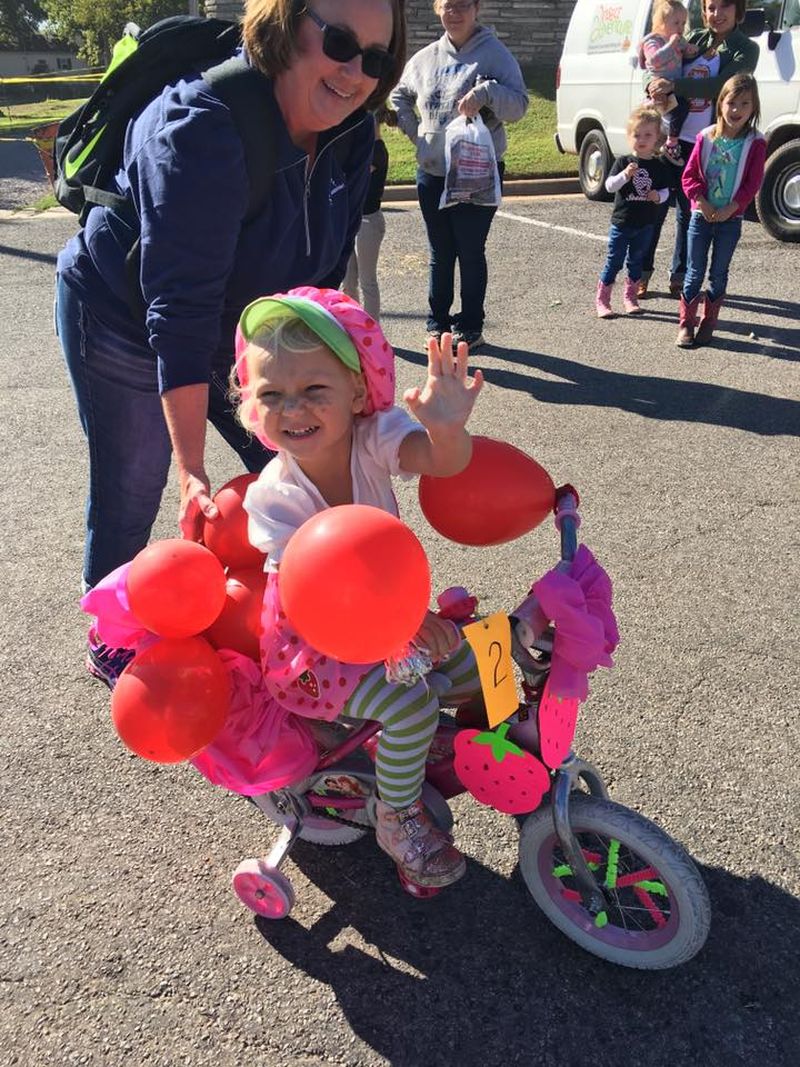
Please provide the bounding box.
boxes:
[1,193,798,1066]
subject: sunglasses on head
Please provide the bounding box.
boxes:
[305,7,394,81]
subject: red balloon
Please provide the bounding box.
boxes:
[202,473,264,570]
[203,566,266,661]
[419,436,555,546]
[126,539,227,639]
[111,637,230,763]
[279,505,430,663]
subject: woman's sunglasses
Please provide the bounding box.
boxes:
[305,7,394,81]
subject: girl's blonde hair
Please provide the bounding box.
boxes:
[231,313,330,433]
[651,0,688,30]
[242,0,407,112]
[627,105,666,145]
[714,72,761,138]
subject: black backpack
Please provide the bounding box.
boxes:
[54,16,277,224]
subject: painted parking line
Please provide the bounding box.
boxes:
[496,209,608,243]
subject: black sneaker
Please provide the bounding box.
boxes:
[453,330,485,352]
[86,628,135,690]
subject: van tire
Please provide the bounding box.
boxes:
[755,139,800,243]
[579,130,613,202]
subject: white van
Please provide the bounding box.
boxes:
[555,0,800,241]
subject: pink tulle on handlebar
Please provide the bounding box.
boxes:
[532,544,620,702]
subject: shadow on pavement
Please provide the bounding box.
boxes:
[254,836,799,1066]
[395,346,800,437]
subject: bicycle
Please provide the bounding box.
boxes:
[232,488,711,970]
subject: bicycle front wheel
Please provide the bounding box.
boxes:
[519,795,710,969]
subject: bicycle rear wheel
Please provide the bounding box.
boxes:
[519,795,710,969]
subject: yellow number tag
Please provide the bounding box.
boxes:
[462,613,519,728]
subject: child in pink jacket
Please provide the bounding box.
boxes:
[677,73,766,348]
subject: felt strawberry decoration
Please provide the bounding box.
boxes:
[537,679,580,769]
[296,669,320,699]
[454,723,550,815]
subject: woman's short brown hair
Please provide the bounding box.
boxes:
[703,0,747,25]
[243,0,407,112]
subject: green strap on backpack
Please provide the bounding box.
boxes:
[54,16,277,224]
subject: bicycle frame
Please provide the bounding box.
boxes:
[263,487,613,918]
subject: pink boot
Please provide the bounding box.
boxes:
[595,280,613,318]
[623,277,643,315]
[375,798,466,888]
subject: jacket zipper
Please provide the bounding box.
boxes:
[301,113,370,258]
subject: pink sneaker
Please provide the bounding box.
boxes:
[375,798,466,888]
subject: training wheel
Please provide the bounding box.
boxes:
[396,866,443,899]
[232,858,295,918]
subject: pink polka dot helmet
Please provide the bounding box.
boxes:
[234,286,396,449]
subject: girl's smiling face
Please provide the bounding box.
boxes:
[275,0,393,146]
[720,90,754,136]
[250,342,366,465]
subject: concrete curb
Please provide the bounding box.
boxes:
[0,176,582,219]
[383,175,581,201]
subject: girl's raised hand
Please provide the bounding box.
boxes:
[403,332,484,433]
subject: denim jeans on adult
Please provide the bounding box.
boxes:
[55,275,274,589]
[599,222,654,285]
[416,163,504,334]
[642,138,694,279]
[682,212,742,302]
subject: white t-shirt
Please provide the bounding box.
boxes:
[678,52,721,142]
[244,406,421,569]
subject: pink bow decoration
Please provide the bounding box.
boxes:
[532,544,619,702]
[80,562,157,652]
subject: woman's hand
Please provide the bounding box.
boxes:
[414,611,460,663]
[404,333,484,436]
[457,89,482,118]
[648,76,674,98]
[178,468,218,542]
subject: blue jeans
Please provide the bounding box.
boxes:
[683,213,742,302]
[416,164,504,334]
[599,223,654,285]
[55,276,274,589]
[643,138,694,279]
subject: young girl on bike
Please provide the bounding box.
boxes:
[595,106,674,318]
[676,73,765,347]
[233,286,485,889]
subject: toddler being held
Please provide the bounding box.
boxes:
[640,0,699,165]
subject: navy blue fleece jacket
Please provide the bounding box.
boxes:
[57,65,374,392]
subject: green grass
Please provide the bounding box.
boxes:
[384,65,576,183]
[0,97,88,133]
[4,65,575,213]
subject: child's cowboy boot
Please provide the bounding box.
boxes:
[694,294,725,346]
[676,294,702,347]
[595,280,614,318]
[375,798,466,888]
[623,277,644,315]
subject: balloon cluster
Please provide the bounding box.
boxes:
[111,474,265,764]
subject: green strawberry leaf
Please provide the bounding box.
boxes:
[470,722,526,763]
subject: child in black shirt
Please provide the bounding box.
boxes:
[596,107,675,318]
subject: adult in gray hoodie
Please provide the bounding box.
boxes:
[391,0,528,349]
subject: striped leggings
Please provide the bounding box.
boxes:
[343,642,481,809]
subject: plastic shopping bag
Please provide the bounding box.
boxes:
[439,114,501,210]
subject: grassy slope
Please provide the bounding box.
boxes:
[1,67,576,210]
